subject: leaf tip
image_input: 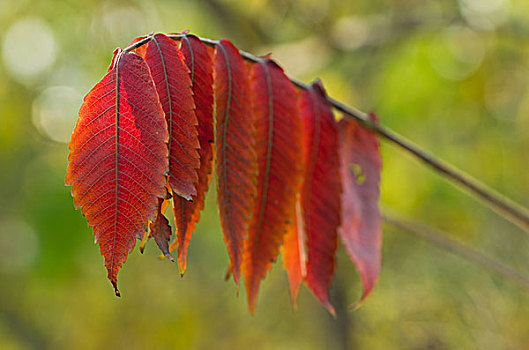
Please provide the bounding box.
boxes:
[350,300,365,312]
[139,230,149,254]
[112,280,121,297]
[178,258,187,277]
[156,253,170,261]
[224,266,232,281]
[289,286,300,310]
[248,301,257,315]
[326,303,336,318]
[351,284,377,311]
[245,282,259,315]
[174,190,194,201]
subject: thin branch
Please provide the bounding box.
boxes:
[123,34,153,52]
[128,33,529,234]
[330,271,353,349]
[385,213,529,291]
[237,45,529,235]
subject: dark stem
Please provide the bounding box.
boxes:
[330,275,353,350]
[123,34,154,52]
[131,33,529,235]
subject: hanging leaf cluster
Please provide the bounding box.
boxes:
[66,32,383,314]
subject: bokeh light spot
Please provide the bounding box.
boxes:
[0,218,39,274]
[459,0,510,30]
[428,26,485,81]
[2,17,57,83]
[32,86,82,143]
[331,16,369,51]
[90,5,148,44]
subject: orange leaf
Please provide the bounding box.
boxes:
[243,59,304,313]
[65,49,169,295]
[170,34,215,275]
[214,39,257,285]
[338,115,382,305]
[135,33,200,200]
[299,81,341,315]
[281,197,306,308]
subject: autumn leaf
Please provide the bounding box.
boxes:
[68,33,386,313]
[281,197,306,308]
[338,115,382,304]
[150,198,174,262]
[134,33,200,200]
[243,59,304,313]
[214,39,257,285]
[170,34,215,275]
[65,49,169,295]
[299,81,342,315]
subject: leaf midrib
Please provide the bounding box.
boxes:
[217,42,240,275]
[304,88,322,242]
[110,51,122,282]
[151,36,174,172]
[251,61,275,273]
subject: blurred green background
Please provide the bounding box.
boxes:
[1,0,529,348]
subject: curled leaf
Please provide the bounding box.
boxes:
[150,198,174,262]
[338,115,382,305]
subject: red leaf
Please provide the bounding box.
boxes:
[140,195,171,254]
[338,115,382,304]
[214,39,257,285]
[150,198,174,261]
[137,33,200,200]
[65,49,169,295]
[242,59,304,313]
[281,197,306,308]
[299,81,341,315]
[170,34,215,275]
